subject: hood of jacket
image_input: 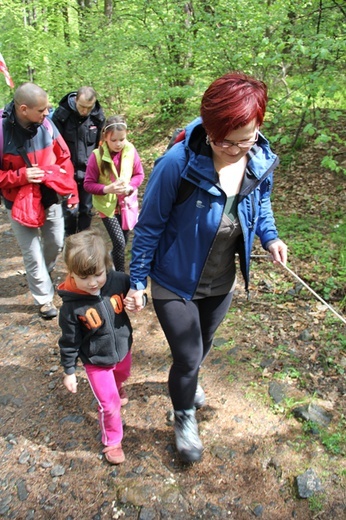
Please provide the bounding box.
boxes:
[57,269,115,302]
[182,117,278,185]
[3,101,43,145]
[57,92,104,123]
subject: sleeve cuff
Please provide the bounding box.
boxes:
[264,238,280,250]
[130,280,147,291]
[64,367,76,375]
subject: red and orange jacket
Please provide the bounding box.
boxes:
[0,101,78,226]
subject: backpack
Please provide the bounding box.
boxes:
[165,128,196,205]
[166,128,184,151]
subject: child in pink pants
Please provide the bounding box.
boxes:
[58,229,134,464]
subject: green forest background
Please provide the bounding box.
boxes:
[1,0,346,309]
[0,0,345,175]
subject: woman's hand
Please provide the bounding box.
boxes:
[124,288,145,312]
[268,239,288,266]
[63,373,78,393]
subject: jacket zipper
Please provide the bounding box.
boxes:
[99,296,119,358]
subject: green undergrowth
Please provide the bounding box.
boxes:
[274,212,346,308]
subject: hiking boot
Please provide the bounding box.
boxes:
[119,386,129,406]
[194,384,206,409]
[103,444,125,464]
[39,302,58,319]
[174,409,203,463]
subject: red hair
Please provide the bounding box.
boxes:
[200,72,268,141]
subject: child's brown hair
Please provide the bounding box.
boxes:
[99,115,127,176]
[63,229,113,277]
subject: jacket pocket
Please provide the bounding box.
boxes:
[87,126,98,145]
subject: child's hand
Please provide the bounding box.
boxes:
[63,373,78,393]
[124,289,146,312]
[103,179,129,196]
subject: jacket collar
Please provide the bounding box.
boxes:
[3,100,41,140]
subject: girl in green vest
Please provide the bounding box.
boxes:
[84,116,145,271]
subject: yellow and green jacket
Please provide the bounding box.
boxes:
[92,141,135,217]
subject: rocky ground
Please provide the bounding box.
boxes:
[0,140,345,519]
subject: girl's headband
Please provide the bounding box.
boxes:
[104,122,127,132]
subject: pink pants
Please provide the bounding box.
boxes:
[84,351,131,447]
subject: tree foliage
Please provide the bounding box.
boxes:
[0,0,345,172]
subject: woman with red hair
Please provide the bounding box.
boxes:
[125,72,287,463]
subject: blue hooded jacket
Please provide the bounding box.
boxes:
[130,117,280,299]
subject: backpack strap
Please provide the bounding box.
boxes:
[0,109,4,167]
[164,127,197,205]
[166,128,184,151]
[0,111,53,167]
[42,116,54,138]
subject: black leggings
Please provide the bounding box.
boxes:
[102,214,129,272]
[153,292,233,411]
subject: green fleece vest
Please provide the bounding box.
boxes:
[92,141,135,217]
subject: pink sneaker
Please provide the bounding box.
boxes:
[119,386,129,406]
[103,444,125,464]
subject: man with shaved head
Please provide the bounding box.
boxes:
[52,86,105,236]
[0,82,78,319]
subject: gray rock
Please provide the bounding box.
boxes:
[59,414,84,424]
[18,450,31,465]
[50,465,65,477]
[296,468,323,498]
[298,329,313,342]
[268,381,287,403]
[206,502,222,515]
[307,403,333,426]
[0,495,13,515]
[139,507,156,520]
[213,337,228,347]
[253,504,264,516]
[227,346,241,356]
[16,479,29,501]
[10,397,23,408]
[6,433,17,444]
[132,465,145,474]
[292,403,333,426]
[260,357,274,368]
[0,394,12,406]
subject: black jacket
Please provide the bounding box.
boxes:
[58,270,132,374]
[52,92,105,180]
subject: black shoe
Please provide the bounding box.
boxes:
[174,409,203,463]
[39,302,58,319]
[194,384,206,409]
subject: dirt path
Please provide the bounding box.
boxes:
[0,153,345,518]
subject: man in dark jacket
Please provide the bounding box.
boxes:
[52,86,105,236]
